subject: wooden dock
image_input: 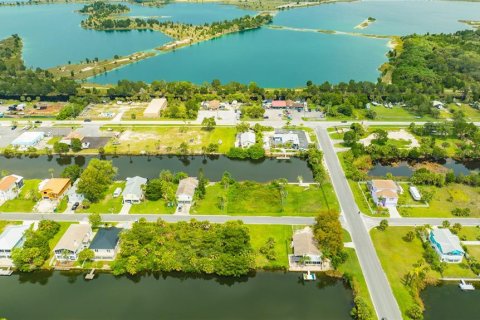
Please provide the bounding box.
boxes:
[85,268,96,280]
[0,267,13,276]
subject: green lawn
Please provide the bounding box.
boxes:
[348,181,388,217]
[0,220,21,233]
[466,246,480,261]
[338,248,376,319]
[399,184,480,217]
[342,229,352,242]
[446,103,480,121]
[56,197,68,213]
[246,225,293,269]
[129,199,176,214]
[457,227,480,241]
[77,182,125,214]
[371,226,476,317]
[103,126,236,154]
[192,182,339,216]
[0,179,40,213]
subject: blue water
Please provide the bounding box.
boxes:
[93,27,389,87]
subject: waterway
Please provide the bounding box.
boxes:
[0,155,314,181]
[421,282,480,320]
[0,271,353,320]
[368,158,480,177]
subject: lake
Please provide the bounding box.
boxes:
[0,155,314,181]
[421,282,480,319]
[368,158,480,177]
[2,1,479,87]
[0,271,353,320]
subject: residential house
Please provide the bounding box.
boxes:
[54,224,92,261]
[0,174,24,203]
[367,179,402,207]
[89,227,122,260]
[289,227,322,266]
[0,224,30,258]
[237,131,256,148]
[429,228,464,263]
[176,177,198,205]
[122,176,147,204]
[271,129,309,150]
[11,131,45,148]
[271,100,287,108]
[39,178,71,200]
[143,98,167,118]
[59,131,84,146]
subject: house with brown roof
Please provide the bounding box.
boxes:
[176,177,198,205]
[289,227,324,268]
[54,224,92,261]
[39,178,71,200]
[59,131,84,145]
[0,175,23,203]
[367,179,402,207]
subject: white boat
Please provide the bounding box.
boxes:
[459,279,475,291]
[303,270,316,281]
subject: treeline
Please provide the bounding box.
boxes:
[79,2,129,18]
[112,219,255,277]
[0,35,78,96]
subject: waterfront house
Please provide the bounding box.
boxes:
[237,131,256,148]
[122,176,147,204]
[143,98,167,118]
[89,227,122,260]
[54,224,92,261]
[0,224,30,258]
[429,228,464,263]
[176,177,198,205]
[11,131,45,148]
[0,174,24,203]
[59,131,84,146]
[289,227,322,266]
[367,179,402,207]
[271,129,309,150]
[39,178,71,200]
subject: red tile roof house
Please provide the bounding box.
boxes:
[367,179,403,207]
[271,100,287,108]
[0,175,24,204]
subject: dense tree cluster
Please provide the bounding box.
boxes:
[313,210,345,267]
[0,35,78,96]
[77,159,117,202]
[11,220,60,272]
[112,219,255,277]
[78,2,129,18]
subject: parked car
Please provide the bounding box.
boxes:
[84,119,92,122]
[10,125,17,130]
[34,120,42,124]
[71,202,79,211]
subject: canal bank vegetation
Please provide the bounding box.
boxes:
[112,219,255,277]
[372,226,480,319]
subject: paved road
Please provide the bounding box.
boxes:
[364,216,480,230]
[0,213,315,225]
[315,127,402,320]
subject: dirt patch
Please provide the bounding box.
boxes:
[360,129,419,147]
[413,162,450,174]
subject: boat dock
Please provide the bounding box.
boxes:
[0,267,13,276]
[459,279,475,291]
[85,268,96,280]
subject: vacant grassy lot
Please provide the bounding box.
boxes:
[103,126,236,155]
[129,199,175,214]
[399,184,480,217]
[457,227,480,241]
[446,103,480,121]
[193,182,339,216]
[246,225,293,269]
[371,226,476,317]
[77,182,125,214]
[466,246,480,261]
[0,179,41,213]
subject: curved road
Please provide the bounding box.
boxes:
[315,127,402,320]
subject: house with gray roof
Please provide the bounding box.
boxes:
[89,227,122,260]
[272,129,309,150]
[0,224,30,258]
[54,224,92,261]
[122,176,147,204]
[289,227,322,266]
[176,177,198,205]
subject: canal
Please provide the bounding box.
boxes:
[0,155,314,182]
[0,271,353,320]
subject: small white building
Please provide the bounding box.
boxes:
[0,224,30,258]
[176,177,199,204]
[143,98,167,118]
[0,174,24,203]
[122,176,147,204]
[273,132,300,149]
[54,224,92,261]
[429,228,464,263]
[89,227,122,260]
[11,131,45,148]
[237,131,256,148]
[409,186,421,201]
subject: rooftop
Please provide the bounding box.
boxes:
[40,178,70,194]
[54,224,92,252]
[371,179,398,190]
[0,224,29,250]
[11,131,44,145]
[90,227,122,250]
[176,177,199,198]
[292,227,320,256]
[431,228,464,255]
[123,176,147,197]
[0,175,22,192]
[144,98,167,115]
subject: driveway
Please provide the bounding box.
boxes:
[119,203,132,215]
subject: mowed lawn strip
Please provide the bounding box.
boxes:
[193,182,338,216]
[77,182,125,214]
[0,179,41,213]
[246,225,293,269]
[129,199,175,214]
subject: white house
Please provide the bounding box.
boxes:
[54,224,92,261]
[0,174,24,203]
[367,179,402,207]
[176,177,198,204]
[0,224,30,258]
[237,131,256,148]
[289,227,322,266]
[122,176,147,204]
[89,227,122,260]
[11,131,45,148]
[429,228,464,263]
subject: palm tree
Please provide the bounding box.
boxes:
[48,168,55,178]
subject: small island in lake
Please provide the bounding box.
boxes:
[355,17,376,30]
